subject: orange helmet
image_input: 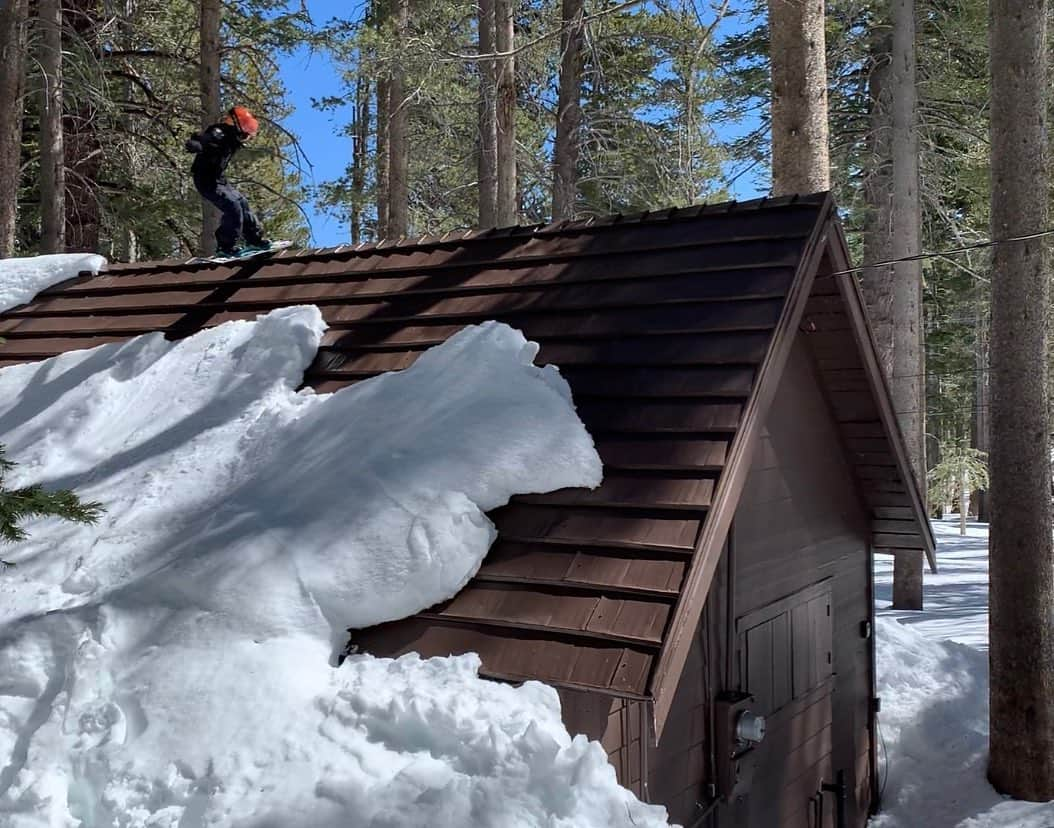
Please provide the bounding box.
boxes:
[224,105,259,138]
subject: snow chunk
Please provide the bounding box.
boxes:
[0,253,107,313]
[0,311,601,634]
[0,307,663,827]
[0,614,668,827]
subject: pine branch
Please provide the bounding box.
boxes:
[0,445,104,548]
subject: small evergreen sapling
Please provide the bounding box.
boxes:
[927,442,989,536]
[0,444,103,568]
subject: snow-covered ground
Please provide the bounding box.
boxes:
[0,256,669,827]
[872,518,1054,827]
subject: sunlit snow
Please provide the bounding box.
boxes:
[0,277,668,827]
[0,253,105,314]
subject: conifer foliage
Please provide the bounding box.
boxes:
[0,444,102,565]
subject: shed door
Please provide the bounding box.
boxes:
[726,579,836,828]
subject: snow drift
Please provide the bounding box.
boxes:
[872,520,1054,827]
[0,295,670,827]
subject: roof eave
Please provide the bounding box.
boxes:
[825,223,938,571]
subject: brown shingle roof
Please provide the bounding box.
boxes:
[0,193,935,735]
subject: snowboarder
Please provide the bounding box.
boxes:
[185,105,271,257]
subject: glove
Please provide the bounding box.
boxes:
[185,134,202,153]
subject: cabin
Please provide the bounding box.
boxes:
[0,193,935,828]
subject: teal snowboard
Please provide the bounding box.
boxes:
[188,240,292,265]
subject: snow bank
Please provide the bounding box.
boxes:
[871,616,992,827]
[0,253,106,313]
[0,309,670,827]
[872,519,1054,827]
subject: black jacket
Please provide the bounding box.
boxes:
[185,123,244,189]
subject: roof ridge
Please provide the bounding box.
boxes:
[99,194,832,275]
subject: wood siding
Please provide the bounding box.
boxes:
[725,334,873,828]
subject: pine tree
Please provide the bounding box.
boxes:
[987,0,1054,798]
[0,444,103,567]
[318,0,727,236]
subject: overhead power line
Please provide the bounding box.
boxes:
[830,227,1054,277]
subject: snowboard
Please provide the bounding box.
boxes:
[188,240,293,265]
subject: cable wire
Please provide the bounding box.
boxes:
[831,226,1054,277]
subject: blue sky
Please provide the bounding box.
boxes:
[276,0,764,248]
[278,0,357,247]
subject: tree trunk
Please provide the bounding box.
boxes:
[890,0,924,486]
[767,0,830,195]
[892,550,923,608]
[387,0,410,238]
[552,0,584,221]
[861,28,894,377]
[862,5,925,610]
[890,0,926,608]
[987,0,1054,800]
[494,0,517,225]
[478,0,497,228]
[959,467,968,536]
[351,75,369,245]
[38,0,65,253]
[198,0,222,256]
[63,0,101,252]
[118,227,139,263]
[375,76,390,239]
[0,0,28,257]
[973,290,990,522]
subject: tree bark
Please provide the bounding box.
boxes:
[477,0,497,228]
[890,0,925,498]
[198,0,222,256]
[0,0,28,256]
[861,5,925,610]
[38,0,65,253]
[890,0,926,608]
[861,28,894,377]
[351,75,369,245]
[892,550,923,608]
[973,282,990,522]
[63,0,102,252]
[987,0,1054,800]
[767,0,830,195]
[376,75,390,239]
[552,0,583,221]
[494,0,517,225]
[387,0,410,238]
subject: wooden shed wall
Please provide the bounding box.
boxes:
[640,585,725,821]
[722,333,873,828]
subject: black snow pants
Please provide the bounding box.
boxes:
[195,179,265,252]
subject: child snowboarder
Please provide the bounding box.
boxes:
[185,105,270,257]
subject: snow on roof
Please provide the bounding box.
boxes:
[0,252,106,314]
[0,293,666,825]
